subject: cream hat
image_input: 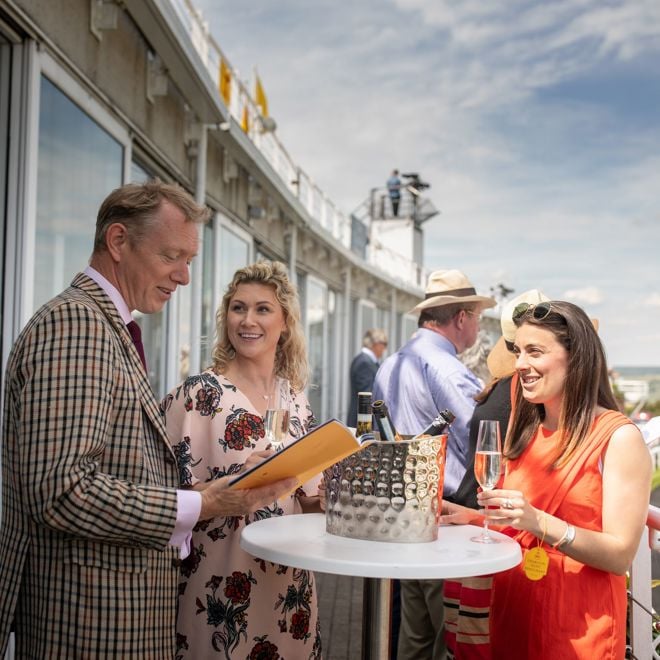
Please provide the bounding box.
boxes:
[410,269,496,314]
[500,289,551,344]
[487,289,550,378]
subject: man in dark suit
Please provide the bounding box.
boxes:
[0,181,295,658]
[347,328,388,426]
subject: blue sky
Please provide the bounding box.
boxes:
[196,0,660,367]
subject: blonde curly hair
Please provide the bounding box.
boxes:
[210,260,309,391]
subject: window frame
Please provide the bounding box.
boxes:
[304,274,329,420]
[16,51,130,326]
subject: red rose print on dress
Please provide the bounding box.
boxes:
[224,571,253,604]
[248,635,280,660]
[223,408,263,451]
[290,609,310,640]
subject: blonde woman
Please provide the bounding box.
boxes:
[162,261,322,659]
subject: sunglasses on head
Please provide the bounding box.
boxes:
[512,301,553,323]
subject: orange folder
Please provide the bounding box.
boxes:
[227,419,373,490]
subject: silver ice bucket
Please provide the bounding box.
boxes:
[324,434,447,543]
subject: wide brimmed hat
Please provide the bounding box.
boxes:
[410,269,496,314]
[487,289,550,379]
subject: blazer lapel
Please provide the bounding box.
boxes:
[70,273,173,454]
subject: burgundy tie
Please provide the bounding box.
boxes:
[127,320,147,370]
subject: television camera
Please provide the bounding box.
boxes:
[401,172,430,193]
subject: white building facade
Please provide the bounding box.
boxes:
[0,0,427,423]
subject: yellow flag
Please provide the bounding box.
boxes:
[255,75,269,117]
[241,105,249,133]
[219,57,231,106]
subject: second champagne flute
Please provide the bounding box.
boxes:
[264,377,291,452]
[471,419,503,544]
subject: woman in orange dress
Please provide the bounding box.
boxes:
[476,300,651,658]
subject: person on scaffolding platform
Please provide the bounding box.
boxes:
[387,169,402,217]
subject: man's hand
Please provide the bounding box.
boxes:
[198,475,297,521]
[438,499,482,525]
[242,449,275,472]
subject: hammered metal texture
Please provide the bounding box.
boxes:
[325,435,447,543]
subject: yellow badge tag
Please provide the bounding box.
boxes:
[523,546,549,581]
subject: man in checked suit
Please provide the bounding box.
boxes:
[0,181,295,658]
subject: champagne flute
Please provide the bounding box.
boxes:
[470,419,502,544]
[264,377,291,452]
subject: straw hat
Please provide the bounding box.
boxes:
[410,269,496,314]
[487,289,550,378]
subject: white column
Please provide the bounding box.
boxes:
[287,222,298,287]
[340,266,352,422]
[389,287,397,349]
[189,124,208,376]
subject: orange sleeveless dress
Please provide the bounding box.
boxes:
[490,410,630,659]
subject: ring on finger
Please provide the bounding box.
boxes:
[503,498,514,510]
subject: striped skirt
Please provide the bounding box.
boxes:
[444,576,492,659]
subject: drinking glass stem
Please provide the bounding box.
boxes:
[483,517,490,539]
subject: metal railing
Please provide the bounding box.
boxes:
[369,186,439,225]
[629,505,660,659]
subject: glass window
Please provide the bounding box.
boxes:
[200,220,215,367]
[199,220,250,370]
[177,277,192,383]
[135,309,165,394]
[306,277,326,420]
[326,289,339,418]
[219,223,250,294]
[130,160,151,183]
[358,300,376,343]
[34,76,123,311]
[128,158,164,393]
[0,40,10,367]
[401,314,417,347]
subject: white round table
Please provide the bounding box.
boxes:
[241,514,521,658]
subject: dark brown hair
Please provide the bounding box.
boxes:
[418,302,478,328]
[505,300,618,468]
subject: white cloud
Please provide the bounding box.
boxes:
[562,287,605,305]
[194,0,660,365]
[645,294,660,308]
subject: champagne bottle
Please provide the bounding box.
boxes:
[412,409,455,440]
[355,392,373,436]
[371,399,401,442]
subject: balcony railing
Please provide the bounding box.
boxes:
[629,505,660,659]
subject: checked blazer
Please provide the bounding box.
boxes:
[0,273,181,658]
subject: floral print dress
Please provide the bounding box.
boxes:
[161,370,322,660]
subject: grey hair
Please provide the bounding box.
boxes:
[363,328,388,348]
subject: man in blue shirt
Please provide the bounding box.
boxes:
[386,169,402,217]
[373,269,495,660]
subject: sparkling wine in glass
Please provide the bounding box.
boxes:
[264,377,291,451]
[471,419,502,544]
